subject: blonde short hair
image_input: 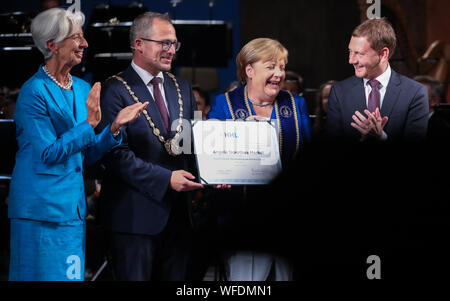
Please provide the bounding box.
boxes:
[236,38,288,83]
[31,7,85,60]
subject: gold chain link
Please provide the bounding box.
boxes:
[111,72,184,156]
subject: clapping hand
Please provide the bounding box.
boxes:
[364,108,388,137]
[86,82,102,129]
[350,108,388,138]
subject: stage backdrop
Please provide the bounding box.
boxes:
[0,0,240,96]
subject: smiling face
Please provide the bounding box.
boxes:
[348,36,388,79]
[246,58,286,102]
[54,27,88,68]
[134,18,177,76]
[193,90,206,111]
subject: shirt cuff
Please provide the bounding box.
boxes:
[379,130,388,141]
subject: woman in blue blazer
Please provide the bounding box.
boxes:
[8,8,147,281]
[208,38,311,281]
[209,39,311,167]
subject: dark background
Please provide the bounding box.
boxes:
[1,0,450,282]
[2,0,449,94]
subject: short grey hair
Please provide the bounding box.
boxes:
[129,12,172,50]
[31,7,85,60]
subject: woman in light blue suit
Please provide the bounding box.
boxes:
[8,7,147,281]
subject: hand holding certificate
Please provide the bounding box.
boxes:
[192,120,282,185]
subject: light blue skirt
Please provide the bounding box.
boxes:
[9,218,85,281]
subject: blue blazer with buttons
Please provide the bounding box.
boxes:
[8,66,121,223]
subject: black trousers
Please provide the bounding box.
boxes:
[107,200,193,281]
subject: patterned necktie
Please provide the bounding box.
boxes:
[150,77,169,131]
[367,79,381,113]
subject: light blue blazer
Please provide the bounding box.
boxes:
[8,66,121,223]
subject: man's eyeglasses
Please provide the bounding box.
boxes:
[140,38,181,52]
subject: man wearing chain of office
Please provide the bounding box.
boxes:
[96,11,203,281]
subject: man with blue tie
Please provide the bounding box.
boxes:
[326,18,429,142]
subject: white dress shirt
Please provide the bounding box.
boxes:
[363,64,391,110]
[131,60,169,111]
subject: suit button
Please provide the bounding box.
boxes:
[75,167,81,172]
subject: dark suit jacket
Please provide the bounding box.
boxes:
[326,69,429,142]
[428,110,450,143]
[96,65,197,235]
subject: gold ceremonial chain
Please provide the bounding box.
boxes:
[111,73,184,156]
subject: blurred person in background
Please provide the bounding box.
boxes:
[192,85,210,120]
[313,80,336,138]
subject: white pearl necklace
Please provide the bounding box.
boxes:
[42,65,73,90]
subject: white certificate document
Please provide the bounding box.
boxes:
[192,120,282,185]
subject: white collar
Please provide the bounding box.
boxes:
[131,60,164,86]
[363,64,391,89]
